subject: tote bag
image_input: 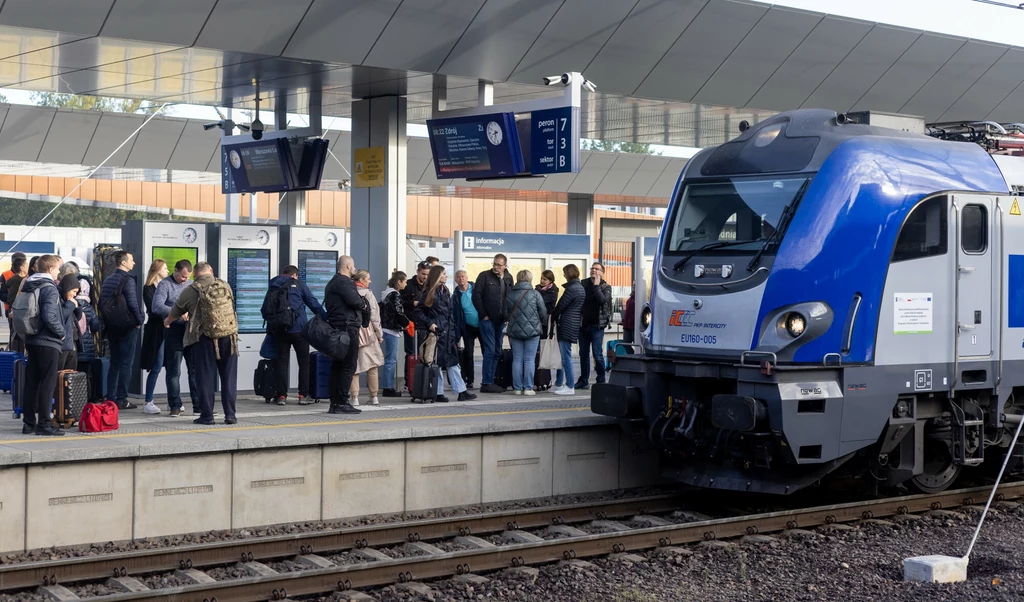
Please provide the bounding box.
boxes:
[538,317,561,370]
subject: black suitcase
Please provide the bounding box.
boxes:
[411,357,440,404]
[494,349,513,389]
[12,357,25,419]
[534,354,552,391]
[53,370,89,428]
[254,359,276,402]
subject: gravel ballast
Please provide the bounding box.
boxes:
[316,502,1024,602]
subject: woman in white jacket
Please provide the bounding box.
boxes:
[350,270,385,405]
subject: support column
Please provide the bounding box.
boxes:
[278,191,306,225]
[350,95,407,287]
[566,193,594,236]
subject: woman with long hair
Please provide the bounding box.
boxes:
[379,270,410,397]
[350,270,385,406]
[412,265,477,402]
[550,264,585,396]
[140,259,168,414]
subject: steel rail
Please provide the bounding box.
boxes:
[64,481,1024,602]
[0,494,680,592]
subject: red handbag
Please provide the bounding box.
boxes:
[79,401,119,433]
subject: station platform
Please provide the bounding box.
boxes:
[0,389,663,554]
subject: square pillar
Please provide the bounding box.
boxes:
[279,190,306,225]
[567,193,594,235]
[350,96,407,286]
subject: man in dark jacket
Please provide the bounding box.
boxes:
[323,255,365,414]
[99,251,144,409]
[263,265,326,405]
[19,255,68,436]
[576,262,613,389]
[472,253,513,393]
[400,261,431,354]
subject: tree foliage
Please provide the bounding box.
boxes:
[581,139,661,155]
[30,92,160,114]
[0,197,206,228]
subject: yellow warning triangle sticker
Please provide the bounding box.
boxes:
[1012,198,1022,216]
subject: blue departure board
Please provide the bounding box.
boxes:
[227,248,271,334]
[530,106,580,174]
[426,112,525,179]
[298,249,337,305]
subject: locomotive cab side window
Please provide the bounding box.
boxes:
[960,204,988,254]
[892,196,947,262]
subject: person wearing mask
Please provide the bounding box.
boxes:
[350,270,384,406]
[378,271,409,398]
[576,262,613,389]
[413,265,477,403]
[472,253,513,393]
[504,270,547,396]
[56,274,81,371]
[152,259,195,418]
[452,269,478,390]
[622,282,636,344]
[140,259,168,414]
[550,264,585,396]
[400,261,431,355]
[163,262,238,425]
[323,255,365,415]
[18,255,66,436]
[6,255,26,353]
[99,251,144,410]
[263,265,325,406]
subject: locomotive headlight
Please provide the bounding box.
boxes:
[641,305,652,328]
[785,313,806,337]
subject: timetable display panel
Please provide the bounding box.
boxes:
[298,249,337,303]
[152,247,197,280]
[227,248,271,334]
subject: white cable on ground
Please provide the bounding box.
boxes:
[963,410,1024,559]
[0,102,171,263]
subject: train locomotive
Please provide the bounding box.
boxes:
[593,108,1024,495]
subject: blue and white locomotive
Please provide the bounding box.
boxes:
[593,108,1024,495]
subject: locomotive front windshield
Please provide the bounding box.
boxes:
[667,176,810,252]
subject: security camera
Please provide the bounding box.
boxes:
[543,73,570,86]
[203,122,221,131]
[251,118,264,140]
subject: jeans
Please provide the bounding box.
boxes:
[275,332,310,396]
[437,363,467,395]
[510,336,540,391]
[191,335,237,421]
[144,341,164,402]
[106,330,138,404]
[554,341,575,388]
[381,333,400,390]
[164,323,198,411]
[577,326,606,385]
[479,319,504,385]
[460,324,479,385]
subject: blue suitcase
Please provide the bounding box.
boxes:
[0,350,23,393]
[308,352,331,403]
[90,357,110,403]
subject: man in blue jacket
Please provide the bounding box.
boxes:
[262,265,326,405]
[98,251,145,409]
[20,255,70,436]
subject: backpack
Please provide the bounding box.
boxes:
[99,275,135,334]
[197,278,238,346]
[11,283,45,336]
[263,283,295,332]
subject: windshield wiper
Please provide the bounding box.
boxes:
[746,179,810,272]
[673,240,752,272]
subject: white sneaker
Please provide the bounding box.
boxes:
[514,389,523,395]
[553,386,575,396]
[350,398,360,407]
[370,396,379,405]
[143,402,161,414]
[524,389,536,396]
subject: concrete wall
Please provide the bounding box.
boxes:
[0,425,664,554]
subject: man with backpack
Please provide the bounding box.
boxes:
[262,265,325,405]
[98,251,145,410]
[12,255,68,436]
[162,262,238,425]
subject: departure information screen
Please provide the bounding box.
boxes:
[227,248,271,334]
[298,249,337,304]
[426,112,524,179]
[240,143,286,188]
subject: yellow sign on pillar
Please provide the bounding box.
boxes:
[353,146,385,188]
[1011,197,1021,216]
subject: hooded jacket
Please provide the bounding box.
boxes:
[504,282,547,340]
[550,278,585,344]
[264,274,326,335]
[379,286,410,335]
[21,273,66,350]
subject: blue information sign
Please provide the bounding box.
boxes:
[461,231,590,255]
[530,106,580,174]
[426,113,525,179]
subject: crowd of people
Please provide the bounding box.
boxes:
[2,249,623,434]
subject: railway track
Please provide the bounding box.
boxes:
[3,483,1022,601]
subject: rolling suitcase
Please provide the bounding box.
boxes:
[254,359,276,402]
[534,349,552,391]
[53,370,89,428]
[405,331,423,395]
[494,349,513,389]
[89,357,109,403]
[308,352,331,403]
[0,350,23,393]
[11,357,25,419]
[411,357,440,404]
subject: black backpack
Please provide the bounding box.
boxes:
[100,275,135,334]
[263,283,295,332]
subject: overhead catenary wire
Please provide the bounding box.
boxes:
[0,102,172,263]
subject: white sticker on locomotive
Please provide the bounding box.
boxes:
[894,293,933,334]
[668,309,725,346]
